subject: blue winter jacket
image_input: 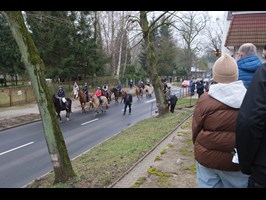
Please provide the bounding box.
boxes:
[237,55,262,88]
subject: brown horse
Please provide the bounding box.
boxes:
[89,94,108,117]
[77,89,87,113]
[110,87,126,103]
[135,86,143,100]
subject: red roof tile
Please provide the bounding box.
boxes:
[225,13,266,47]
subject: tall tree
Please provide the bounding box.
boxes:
[172,11,208,78]
[156,18,179,77]
[139,11,170,116]
[25,11,78,81]
[0,13,23,86]
[3,11,75,184]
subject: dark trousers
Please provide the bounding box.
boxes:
[170,103,176,113]
[248,176,265,188]
[124,103,131,114]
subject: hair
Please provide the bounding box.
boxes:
[238,43,257,57]
[264,45,266,50]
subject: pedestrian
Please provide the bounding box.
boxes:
[190,79,195,96]
[73,81,79,99]
[123,91,133,115]
[165,84,172,111]
[236,44,266,188]
[169,94,178,113]
[236,43,262,88]
[196,79,204,98]
[262,44,266,59]
[192,54,249,188]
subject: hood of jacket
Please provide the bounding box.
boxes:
[208,80,246,109]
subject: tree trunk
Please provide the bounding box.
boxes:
[116,11,125,77]
[139,11,168,116]
[4,11,75,184]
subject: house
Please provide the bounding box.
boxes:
[222,11,266,61]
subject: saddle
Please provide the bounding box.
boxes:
[98,96,103,104]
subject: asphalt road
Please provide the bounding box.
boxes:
[0,95,158,188]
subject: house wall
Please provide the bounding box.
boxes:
[222,11,266,62]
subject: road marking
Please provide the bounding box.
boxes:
[145,99,156,103]
[81,118,99,125]
[0,141,34,156]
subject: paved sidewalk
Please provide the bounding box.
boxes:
[0,99,83,120]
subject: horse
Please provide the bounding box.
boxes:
[135,86,143,100]
[144,84,154,98]
[52,95,72,122]
[110,87,126,103]
[77,89,87,113]
[89,94,109,117]
[101,89,112,104]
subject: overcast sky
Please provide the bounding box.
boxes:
[208,11,226,20]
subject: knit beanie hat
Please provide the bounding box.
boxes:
[212,54,238,83]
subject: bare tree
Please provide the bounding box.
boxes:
[172,11,208,78]
[204,14,223,56]
[99,11,120,76]
[3,11,75,184]
[139,11,177,116]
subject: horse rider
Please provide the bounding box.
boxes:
[95,86,102,104]
[129,79,133,89]
[116,81,122,95]
[138,81,145,95]
[56,85,68,109]
[82,82,89,102]
[139,81,145,89]
[73,81,79,99]
[102,83,110,100]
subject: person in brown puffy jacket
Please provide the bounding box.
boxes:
[192,54,249,188]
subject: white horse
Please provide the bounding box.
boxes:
[144,84,154,98]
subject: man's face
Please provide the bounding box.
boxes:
[262,49,266,59]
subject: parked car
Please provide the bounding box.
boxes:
[181,80,190,88]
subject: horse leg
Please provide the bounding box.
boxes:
[66,110,70,121]
[58,112,62,122]
[82,104,85,113]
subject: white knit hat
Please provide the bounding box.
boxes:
[212,54,238,83]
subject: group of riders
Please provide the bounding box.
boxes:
[55,81,124,108]
[55,78,175,113]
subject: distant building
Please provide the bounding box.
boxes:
[191,66,210,79]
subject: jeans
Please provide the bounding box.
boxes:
[196,162,249,188]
